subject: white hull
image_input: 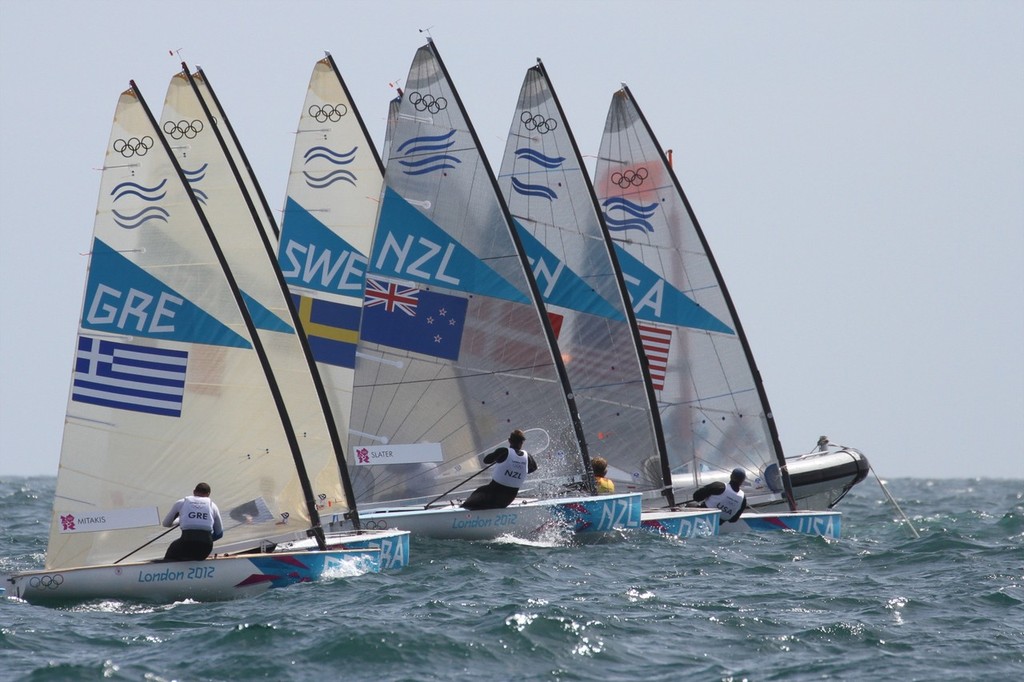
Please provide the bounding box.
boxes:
[747,447,870,512]
[718,511,842,539]
[768,448,869,510]
[670,447,870,514]
[216,528,411,571]
[325,493,643,541]
[640,509,721,538]
[5,547,381,605]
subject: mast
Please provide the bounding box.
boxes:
[534,61,675,505]
[426,40,596,490]
[138,77,327,549]
[622,85,798,511]
[184,65,365,531]
[323,52,386,176]
[193,67,280,240]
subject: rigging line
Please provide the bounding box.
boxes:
[113,518,259,564]
[424,462,495,509]
[113,525,177,564]
[352,361,562,388]
[871,463,920,539]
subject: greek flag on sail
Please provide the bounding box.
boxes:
[72,336,188,417]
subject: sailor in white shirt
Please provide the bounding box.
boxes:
[161,482,224,561]
[694,468,748,523]
[461,429,538,510]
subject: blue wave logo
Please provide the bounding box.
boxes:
[303,145,358,188]
[110,179,170,229]
[111,206,171,230]
[110,179,167,204]
[511,176,557,200]
[304,169,357,188]
[396,130,460,175]
[181,164,208,182]
[305,145,357,164]
[514,148,565,169]
[181,164,209,205]
[602,196,658,234]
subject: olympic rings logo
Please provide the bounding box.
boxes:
[611,167,649,188]
[363,519,389,530]
[112,136,154,158]
[409,91,447,113]
[163,119,204,140]
[28,574,64,590]
[309,104,348,122]
[521,111,558,134]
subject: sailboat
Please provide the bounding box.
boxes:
[274,55,422,541]
[162,63,410,565]
[496,61,719,539]
[4,80,398,605]
[336,40,642,541]
[594,86,867,538]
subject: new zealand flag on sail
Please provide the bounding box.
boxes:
[360,278,468,361]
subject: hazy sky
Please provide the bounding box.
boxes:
[1,0,1021,480]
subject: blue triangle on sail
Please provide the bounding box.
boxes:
[370,188,529,303]
[81,238,252,349]
[240,291,294,334]
[278,197,368,297]
[512,219,625,322]
[612,243,733,334]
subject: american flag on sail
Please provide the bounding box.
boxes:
[547,311,564,339]
[637,322,672,391]
[72,336,188,417]
[364,277,418,315]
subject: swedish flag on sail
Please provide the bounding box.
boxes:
[291,294,359,368]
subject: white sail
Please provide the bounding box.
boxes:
[192,68,279,243]
[382,91,402,165]
[274,56,385,506]
[594,86,789,501]
[46,84,314,571]
[349,41,592,509]
[497,64,665,496]
[159,67,352,523]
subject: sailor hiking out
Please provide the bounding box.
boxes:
[693,468,748,523]
[461,430,538,510]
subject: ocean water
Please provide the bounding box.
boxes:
[2,477,1021,681]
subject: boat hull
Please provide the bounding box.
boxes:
[328,493,643,541]
[719,511,842,539]
[242,529,412,571]
[5,548,381,605]
[671,447,870,514]
[640,509,721,538]
[762,448,870,511]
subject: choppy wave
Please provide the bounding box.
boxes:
[2,477,1022,680]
